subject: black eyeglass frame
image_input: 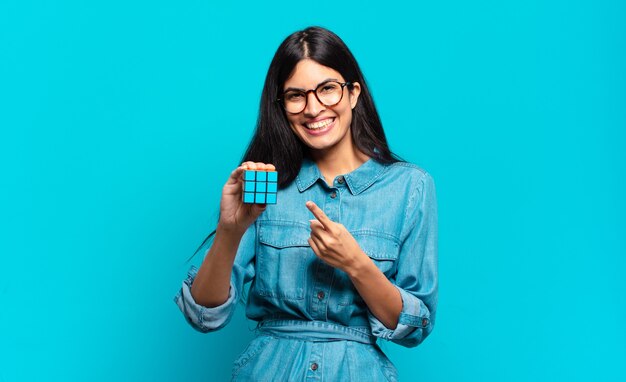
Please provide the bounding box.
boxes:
[276,81,352,114]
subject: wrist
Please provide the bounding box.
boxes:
[345,250,373,280]
[216,222,247,241]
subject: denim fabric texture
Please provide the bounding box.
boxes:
[174,158,438,381]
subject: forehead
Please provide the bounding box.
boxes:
[284,59,344,89]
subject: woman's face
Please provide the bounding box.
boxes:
[282,59,361,156]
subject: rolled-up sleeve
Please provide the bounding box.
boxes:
[368,172,438,348]
[173,222,256,333]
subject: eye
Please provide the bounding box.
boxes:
[319,83,339,93]
[285,92,304,101]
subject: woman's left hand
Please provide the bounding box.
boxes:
[306,201,366,274]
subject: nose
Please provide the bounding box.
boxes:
[303,91,324,117]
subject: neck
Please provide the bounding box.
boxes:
[310,142,369,185]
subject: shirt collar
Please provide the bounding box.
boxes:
[295,157,389,195]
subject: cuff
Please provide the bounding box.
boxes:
[173,265,237,333]
[367,285,431,342]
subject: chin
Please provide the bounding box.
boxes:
[305,131,350,153]
[291,120,351,153]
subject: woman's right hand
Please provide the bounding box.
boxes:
[218,161,276,234]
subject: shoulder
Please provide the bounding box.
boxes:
[380,161,436,210]
[383,161,435,187]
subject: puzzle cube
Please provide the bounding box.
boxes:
[243,170,278,204]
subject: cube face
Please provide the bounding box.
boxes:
[242,170,278,204]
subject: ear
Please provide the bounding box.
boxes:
[349,82,361,109]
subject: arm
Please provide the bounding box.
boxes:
[174,223,256,332]
[364,172,438,347]
[190,225,247,307]
[306,172,437,347]
[306,201,402,329]
[173,161,273,332]
[345,256,403,329]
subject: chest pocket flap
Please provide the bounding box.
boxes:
[353,231,400,261]
[259,220,311,248]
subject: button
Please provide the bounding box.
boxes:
[337,176,345,184]
[317,291,325,300]
[310,363,318,371]
[422,318,429,327]
[330,191,337,199]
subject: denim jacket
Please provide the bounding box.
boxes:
[174,158,438,351]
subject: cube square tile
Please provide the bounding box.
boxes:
[243,193,255,203]
[255,193,266,203]
[265,193,277,204]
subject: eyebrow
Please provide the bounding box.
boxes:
[283,78,340,92]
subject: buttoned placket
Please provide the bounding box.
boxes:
[307,177,347,379]
[305,342,324,380]
[310,177,345,321]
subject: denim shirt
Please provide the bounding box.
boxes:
[174,158,438,352]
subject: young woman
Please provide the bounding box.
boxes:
[175,26,438,381]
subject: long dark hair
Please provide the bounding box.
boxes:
[187,26,401,262]
[243,26,400,186]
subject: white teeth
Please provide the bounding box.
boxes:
[305,118,333,130]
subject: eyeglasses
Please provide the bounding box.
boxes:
[277,81,351,114]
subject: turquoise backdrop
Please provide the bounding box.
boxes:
[1,0,625,381]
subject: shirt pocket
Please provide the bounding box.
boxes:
[254,220,311,300]
[231,335,273,378]
[337,231,400,306]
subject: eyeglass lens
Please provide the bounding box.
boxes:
[282,81,345,114]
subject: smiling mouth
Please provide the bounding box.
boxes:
[305,118,334,130]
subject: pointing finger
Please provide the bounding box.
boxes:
[305,201,333,231]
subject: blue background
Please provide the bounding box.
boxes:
[1,0,625,381]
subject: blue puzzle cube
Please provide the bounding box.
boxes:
[243,170,278,204]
